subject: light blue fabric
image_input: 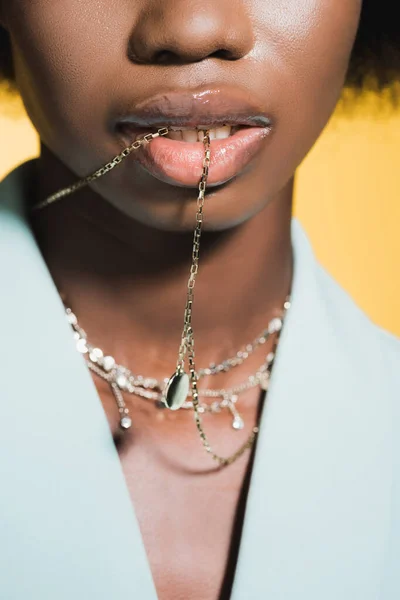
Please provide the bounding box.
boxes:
[0,160,399,599]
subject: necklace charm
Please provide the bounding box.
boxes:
[111,380,133,430]
[224,395,244,430]
[163,369,190,411]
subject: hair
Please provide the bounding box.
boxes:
[0,1,399,92]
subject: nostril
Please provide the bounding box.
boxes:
[154,47,242,65]
[154,49,179,65]
[212,48,237,61]
[154,48,219,66]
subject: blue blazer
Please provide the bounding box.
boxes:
[1,161,400,599]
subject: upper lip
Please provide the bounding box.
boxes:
[114,86,273,132]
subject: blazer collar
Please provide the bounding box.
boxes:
[0,160,392,599]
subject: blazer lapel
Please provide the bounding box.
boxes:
[0,161,158,599]
[231,220,393,599]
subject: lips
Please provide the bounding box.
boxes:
[113,87,274,187]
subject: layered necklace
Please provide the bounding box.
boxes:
[63,297,290,432]
[33,128,291,467]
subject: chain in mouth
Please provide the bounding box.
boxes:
[167,125,242,141]
[117,123,244,143]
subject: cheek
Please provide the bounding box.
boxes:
[253,0,361,78]
[282,1,361,119]
[8,0,128,161]
[250,0,362,185]
[289,0,362,105]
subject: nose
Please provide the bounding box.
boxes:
[128,0,254,64]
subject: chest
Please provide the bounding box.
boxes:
[118,437,254,600]
[123,457,249,599]
[100,388,257,600]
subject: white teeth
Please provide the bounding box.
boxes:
[181,130,199,143]
[215,125,232,139]
[166,125,233,142]
[168,130,183,141]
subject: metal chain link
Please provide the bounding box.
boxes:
[175,132,211,373]
[176,132,263,466]
[32,127,170,212]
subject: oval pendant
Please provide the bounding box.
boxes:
[163,371,190,411]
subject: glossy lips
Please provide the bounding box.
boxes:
[114,88,274,187]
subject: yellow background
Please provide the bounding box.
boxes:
[1,91,399,336]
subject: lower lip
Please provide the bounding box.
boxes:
[120,127,272,187]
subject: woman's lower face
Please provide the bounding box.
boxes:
[3,0,361,230]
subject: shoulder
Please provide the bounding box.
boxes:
[291,217,400,379]
[316,258,400,389]
[0,159,36,210]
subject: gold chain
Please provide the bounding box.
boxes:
[34,127,284,467]
[176,131,211,373]
[32,128,170,211]
[177,132,261,466]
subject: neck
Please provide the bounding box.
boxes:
[30,150,294,377]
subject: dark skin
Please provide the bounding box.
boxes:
[1,1,361,598]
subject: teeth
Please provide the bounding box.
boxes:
[168,130,183,141]
[215,125,231,139]
[181,130,199,143]
[166,125,233,142]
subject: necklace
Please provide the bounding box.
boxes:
[34,128,291,466]
[64,297,290,431]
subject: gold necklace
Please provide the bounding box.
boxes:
[33,128,291,466]
[64,298,289,431]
